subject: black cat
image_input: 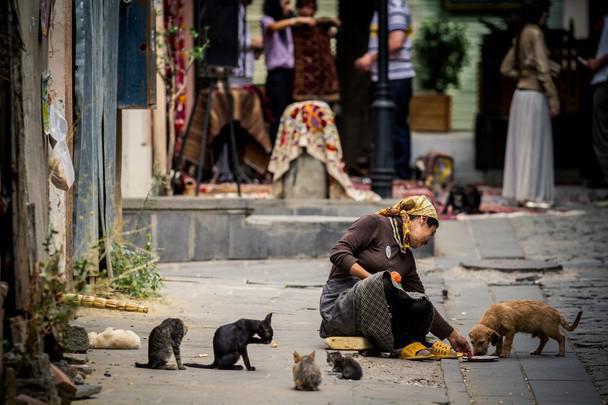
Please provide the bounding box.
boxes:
[326,351,363,380]
[443,184,482,215]
[185,313,273,371]
[135,318,188,370]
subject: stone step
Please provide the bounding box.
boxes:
[124,208,433,262]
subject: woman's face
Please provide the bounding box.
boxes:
[298,4,315,17]
[408,216,437,249]
[281,0,292,16]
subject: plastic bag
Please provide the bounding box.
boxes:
[48,104,75,190]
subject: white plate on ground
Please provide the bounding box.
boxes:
[463,355,499,362]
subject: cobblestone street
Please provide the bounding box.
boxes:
[511,208,608,401]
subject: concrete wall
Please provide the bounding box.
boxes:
[563,0,589,39]
[122,198,433,262]
[121,110,154,198]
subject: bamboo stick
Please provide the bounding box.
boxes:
[63,294,148,313]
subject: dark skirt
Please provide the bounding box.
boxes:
[319,277,359,338]
[319,273,434,350]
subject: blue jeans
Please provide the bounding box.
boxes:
[370,78,413,179]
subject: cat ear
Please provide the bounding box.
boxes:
[264,313,273,324]
[309,351,316,360]
[293,351,301,363]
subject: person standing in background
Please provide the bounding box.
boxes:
[261,0,315,143]
[587,10,608,196]
[500,0,558,208]
[355,0,415,180]
[231,0,263,86]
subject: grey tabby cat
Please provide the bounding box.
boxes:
[293,351,322,391]
[135,318,188,370]
[326,351,363,380]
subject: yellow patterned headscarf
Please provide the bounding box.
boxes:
[377,195,438,252]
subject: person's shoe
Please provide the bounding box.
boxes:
[399,342,434,361]
[524,200,553,209]
[594,194,608,208]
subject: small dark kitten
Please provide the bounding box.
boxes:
[326,351,363,380]
[135,318,188,370]
[293,351,322,391]
[185,313,273,371]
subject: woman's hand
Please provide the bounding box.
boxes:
[354,52,375,72]
[295,16,316,27]
[350,262,371,280]
[448,329,472,357]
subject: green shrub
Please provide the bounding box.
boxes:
[414,19,469,93]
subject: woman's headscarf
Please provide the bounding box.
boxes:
[377,195,438,251]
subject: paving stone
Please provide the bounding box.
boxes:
[468,218,525,259]
[473,395,532,405]
[519,355,589,381]
[465,367,533,400]
[532,380,602,404]
[433,220,477,258]
[490,284,545,301]
[461,259,562,272]
[442,360,470,404]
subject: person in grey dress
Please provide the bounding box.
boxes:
[500,0,559,208]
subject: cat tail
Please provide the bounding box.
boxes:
[561,311,583,332]
[183,361,217,369]
[135,362,150,368]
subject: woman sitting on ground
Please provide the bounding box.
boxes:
[319,195,472,358]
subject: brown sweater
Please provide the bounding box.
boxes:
[328,213,454,339]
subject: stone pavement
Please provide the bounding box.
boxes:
[76,260,449,405]
[74,205,606,404]
[435,205,608,404]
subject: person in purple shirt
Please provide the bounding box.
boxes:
[261,0,315,142]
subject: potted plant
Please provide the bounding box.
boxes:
[411,19,469,132]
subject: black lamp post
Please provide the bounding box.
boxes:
[370,0,394,198]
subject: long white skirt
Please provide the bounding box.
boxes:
[502,90,554,203]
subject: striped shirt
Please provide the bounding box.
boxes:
[368,0,415,81]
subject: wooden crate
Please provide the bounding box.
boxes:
[410,93,452,132]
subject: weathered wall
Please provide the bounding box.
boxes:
[47,0,71,273]
[15,0,50,308]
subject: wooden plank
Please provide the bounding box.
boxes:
[64,0,74,286]
[101,0,121,278]
[73,0,100,266]
[324,336,374,350]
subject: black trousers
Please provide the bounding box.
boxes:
[383,273,433,350]
[593,80,608,183]
[266,67,294,144]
